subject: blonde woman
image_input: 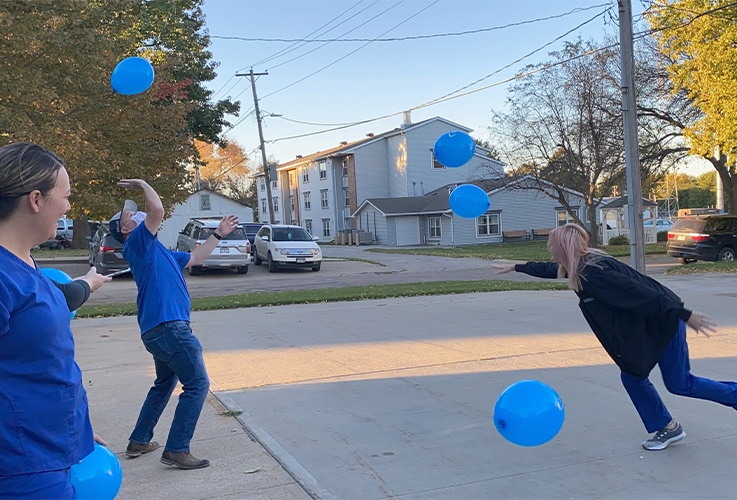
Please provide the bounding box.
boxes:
[492,223,732,451]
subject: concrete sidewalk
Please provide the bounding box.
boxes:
[74,274,737,499]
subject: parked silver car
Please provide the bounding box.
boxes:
[176,218,251,276]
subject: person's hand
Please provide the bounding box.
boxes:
[686,311,717,337]
[216,215,239,238]
[93,433,108,446]
[491,262,516,274]
[77,267,112,292]
[117,179,148,191]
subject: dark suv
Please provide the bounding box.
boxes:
[241,222,265,247]
[667,215,737,264]
[88,222,129,275]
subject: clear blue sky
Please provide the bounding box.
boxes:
[199,0,709,175]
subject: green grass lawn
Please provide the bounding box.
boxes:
[31,247,88,258]
[364,240,668,261]
[666,261,737,275]
[75,279,568,318]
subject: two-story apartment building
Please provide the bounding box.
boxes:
[255,115,505,241]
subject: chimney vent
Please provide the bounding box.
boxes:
[296,155,302,159]
[366,132,374,137]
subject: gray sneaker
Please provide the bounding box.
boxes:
[642,422,685,451]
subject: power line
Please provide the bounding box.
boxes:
[261,0,440,100]
[211,4,611,43]
[265,0,404,72]
[248,0,377,69]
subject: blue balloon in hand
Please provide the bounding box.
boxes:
[449,184,490,218]
[111,57,155,95]
[494,380,565,447]
[41,267,77,320]
[433,131,476,168]
[71,443,123,500]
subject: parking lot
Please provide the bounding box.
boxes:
[41,246,684,307]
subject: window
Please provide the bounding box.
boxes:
[199,193,211,210]
[260,179,265,191]
[344,188,350,207]
[477,213,500,236]
[557,209,574,226]
[302,168,309,183]
[303,192,311,210]
[430,149,445,170]
[319,160,327,180]
[428,216,442,239]
[273,197,279,213]
[261,198,267,213]
[320,189,329,209]
[322,218,331,237]
[342,159,349,177]
[290,195,295,213]
[305,219,313,234]
[272,179,278,188]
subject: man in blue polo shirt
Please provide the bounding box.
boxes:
[109,178,238,470]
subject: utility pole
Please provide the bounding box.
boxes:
[236,69,274,223]
[618,0,646,272]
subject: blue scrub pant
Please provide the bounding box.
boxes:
[0,469,74,499]
[621,320,737,433]
[129,320,210,452]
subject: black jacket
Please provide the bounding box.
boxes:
[516,256,692,378]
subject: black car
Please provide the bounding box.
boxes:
[88,222,129,275]
[241,222,265,247]
[666,215,737,264]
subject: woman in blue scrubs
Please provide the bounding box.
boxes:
[0,143,110,498]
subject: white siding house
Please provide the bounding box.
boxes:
[255,115,505,242]
[157,189,254,249]
[354,177,596,247]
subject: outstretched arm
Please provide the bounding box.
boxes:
[493,261,559,279]
[186,215,240,268]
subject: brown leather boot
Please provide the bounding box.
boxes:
[125,440,160,458]
[160,450,210,470]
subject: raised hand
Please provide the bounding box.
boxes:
[216,215,239,237]
[686,311,717,337]
[117,179,148,191]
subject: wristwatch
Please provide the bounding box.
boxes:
[212,232,223,240]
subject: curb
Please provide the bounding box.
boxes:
[216,394,335,500]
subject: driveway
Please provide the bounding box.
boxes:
[40,247,682,306]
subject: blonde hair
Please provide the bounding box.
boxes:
[547,223,606,291]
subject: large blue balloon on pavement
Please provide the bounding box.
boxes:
[494,380,565,447]
[449,184,490,218]
[111,57,155,95]
[71,444,123,500]
[41,267,76,320]
[433,131,476,168]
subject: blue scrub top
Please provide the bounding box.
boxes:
[123,224,192,334]
[0,246,94,475]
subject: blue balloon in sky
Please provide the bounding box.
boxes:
[494,380,565,447]
[111,57,155,95]
[449,184,490,218]
[71,443,123,500]
[433,131,476,168]
[41,267,77,320]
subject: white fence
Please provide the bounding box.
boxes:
[601,227,657,246]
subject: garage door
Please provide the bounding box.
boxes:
[395,217,421,246]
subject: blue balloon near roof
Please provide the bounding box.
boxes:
[71,443,123,500]
[493,380,565,447]
[433,131,476,168]
[449,184,490,218]
[41,267,76,320]
[111,57,155,95]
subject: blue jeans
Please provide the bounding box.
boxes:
[0,469,74,499]
[129,321,210,452]
[621,320,737,433]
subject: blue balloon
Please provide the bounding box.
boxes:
[41,267,77,320]
[433,131,476,168]
[111,57,155,95]
[494,380,565,447]
[71,443,123,500]
[449,184,490,218]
